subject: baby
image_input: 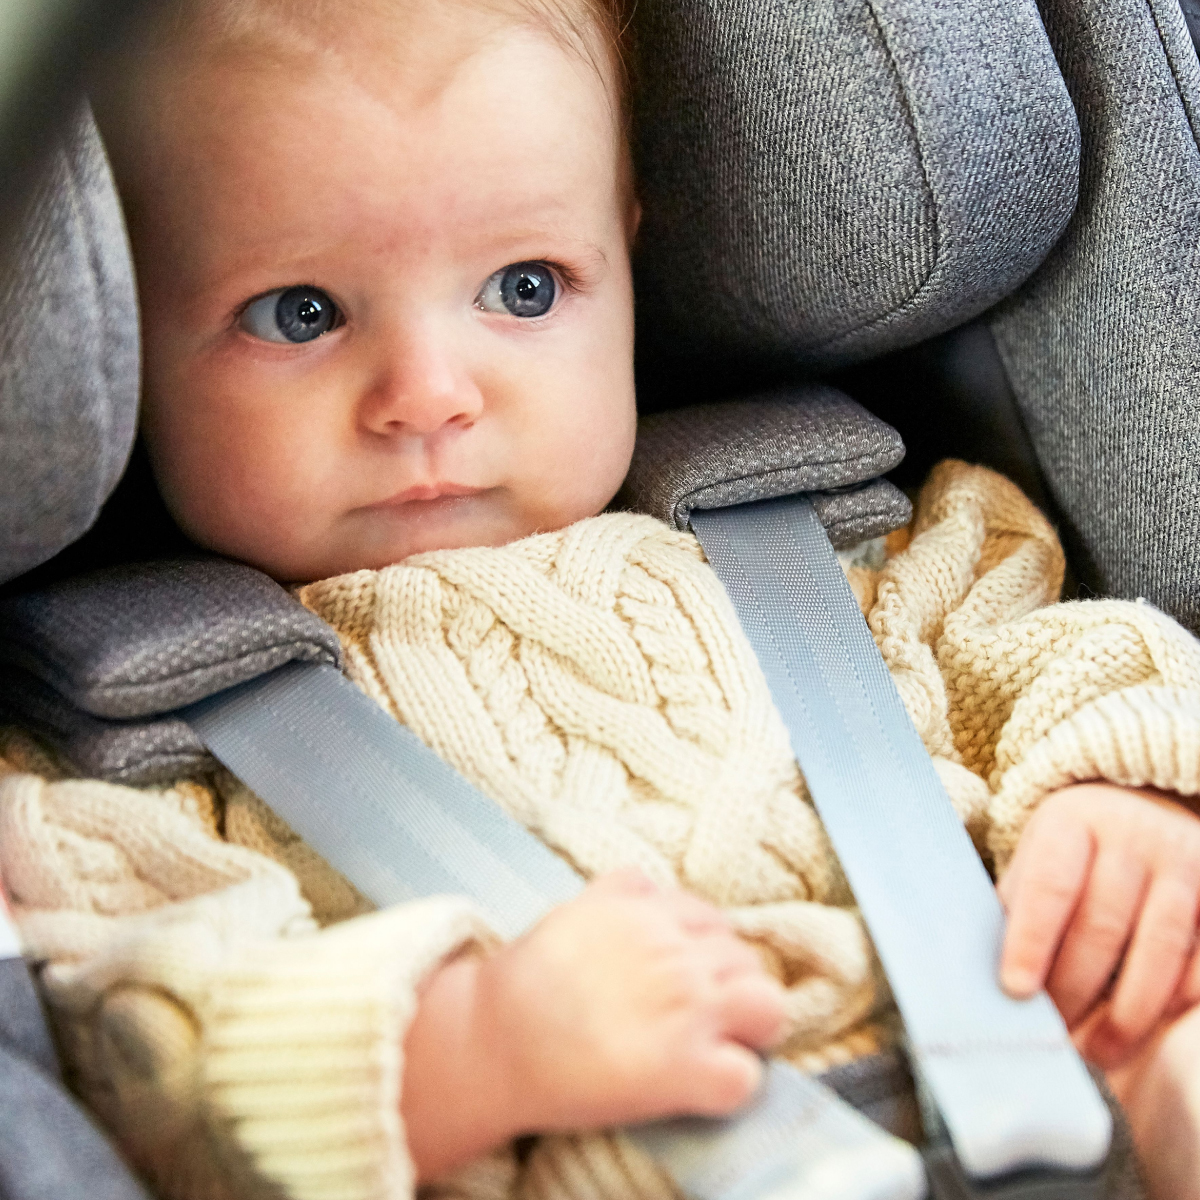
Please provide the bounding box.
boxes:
[7,0,1199,1195]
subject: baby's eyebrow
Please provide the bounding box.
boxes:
[471,228,609,267]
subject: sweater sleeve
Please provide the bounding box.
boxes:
[866,460,1200,874]
[0,769,499,1200]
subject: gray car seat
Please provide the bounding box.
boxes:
[0,97,149,1200]
[0,0,1188,1195]
[827,0,1200,633]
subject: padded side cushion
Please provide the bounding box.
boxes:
[633,0,1080,386]
[0,104,139,584]
[989,0,1200,632]
[617,386,911,545]
[0,557,341,719]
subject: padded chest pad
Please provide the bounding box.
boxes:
[0,558,340,782]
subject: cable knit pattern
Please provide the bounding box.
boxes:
[298,513,882,1058]
[1,460,1200,1200]
[866,462,1200,867]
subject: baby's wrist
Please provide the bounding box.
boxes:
[403,951,531,1180]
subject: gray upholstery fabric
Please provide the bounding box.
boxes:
[990,0,1200,633]
[0,558,341,720]
[0,1045,150,1200]
[0,959,58,1080]
[0,665,207,784]
[616,387,911,545]
[0,103,139,584]
[819,1052,922,1146]
[633,0,1080,389]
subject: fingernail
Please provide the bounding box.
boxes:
[1000,966,1037,997]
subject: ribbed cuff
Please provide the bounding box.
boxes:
[203,899,497,1200]
[988,686,1200,868]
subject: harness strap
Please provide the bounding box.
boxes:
[688,498,1111,1183]
[185,661,925,1200]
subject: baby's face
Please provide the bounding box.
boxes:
[119,4,638,581]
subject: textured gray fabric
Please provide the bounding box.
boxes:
[990,0,1200,633]
[616,388,911,545]
[0,558,341,719]
[633,0,1079,387]
[819,1053,922,1147]
[0,960,58,1080]
[806,481,913,550]
[0,665,207,784]
[0,1045,150,1200]
[0,103,138,585]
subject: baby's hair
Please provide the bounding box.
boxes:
[516,0,637,122]
[120,0,635,111]
[100,0,640,205]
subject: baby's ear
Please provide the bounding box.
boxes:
[625,197,642,245]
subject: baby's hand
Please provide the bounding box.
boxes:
[998,783,1200,1069]
[484,869,788,1129]
[402,870,788,1180]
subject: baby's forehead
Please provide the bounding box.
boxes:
[123,0,627,185]
[107,1,629,308]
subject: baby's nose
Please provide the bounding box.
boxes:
[359,327,484,437]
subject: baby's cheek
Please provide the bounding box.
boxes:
[538,418,635,527]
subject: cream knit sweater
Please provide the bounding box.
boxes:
[2,461,1199,1200]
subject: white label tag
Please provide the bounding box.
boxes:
[0,887,20,960]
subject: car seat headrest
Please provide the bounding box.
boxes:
[633,0,1080,398]
[0,103,138,585]
[0,393,907,783]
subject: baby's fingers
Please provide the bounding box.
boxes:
[1167,938,1200,1020]
[1082,872,1199,1067]
[717,974,789,1052]
[1000,815,1093,998]
[1047,850,1146,1027]
[685,1042,765,1116]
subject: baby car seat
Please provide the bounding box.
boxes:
[1,0,1191,1195]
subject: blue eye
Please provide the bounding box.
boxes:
[240,286,341,343]
[476,262,557,318]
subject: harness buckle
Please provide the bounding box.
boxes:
[922,1134,1106,1200]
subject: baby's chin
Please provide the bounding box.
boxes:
[263,493,592,583]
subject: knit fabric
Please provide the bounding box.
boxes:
[1,460,1199,1200]
[0,745,496,1200]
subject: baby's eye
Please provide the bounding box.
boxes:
[239,286,342,344]
[475,262,557,319]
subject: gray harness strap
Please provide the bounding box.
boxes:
[688,498,1112,1182]
[185,662,925,1200]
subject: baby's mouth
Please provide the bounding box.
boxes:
[365,482,489,509]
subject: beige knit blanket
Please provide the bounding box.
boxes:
[4,459,1200,1200]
